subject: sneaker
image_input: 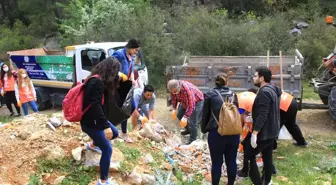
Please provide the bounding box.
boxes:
[16,113,22,117]
[119,133,133,143]
[237,169,248,177]
[180,129,190,136]
[10,112,14,116]
[293,141,308,147]
[86,142,102,154]
[97,178,118,185]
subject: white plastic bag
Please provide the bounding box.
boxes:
[278,126,293,140]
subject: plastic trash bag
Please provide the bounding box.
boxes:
[278,125,293,140]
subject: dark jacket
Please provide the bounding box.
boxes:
[80,77,109,130]
[252,84,281,141]
[201,86,238,133]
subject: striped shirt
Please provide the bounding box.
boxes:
[171,80,204,118]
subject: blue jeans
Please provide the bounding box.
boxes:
[177,100,204,143]
[81,121,119,180]
[22,101,39,116]
[208,129,240,185]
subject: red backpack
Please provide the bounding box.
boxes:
[63,75,104,122]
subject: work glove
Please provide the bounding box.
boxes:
[180,117,188,128]
[171,110,177,120]
[17,100,22,107]
[118,72,128,82]
[251,133,257,149]
[139,115,149,126]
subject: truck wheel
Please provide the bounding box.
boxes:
[36,94,51,111]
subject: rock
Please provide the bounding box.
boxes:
[143,153,154,164]
[62,120,72,127]
[165,133,182,148]
[44,173,51,180]
[64,129,68,134]
[46,122,56,131]
[141,174,155,184]
[42,145,66,161]
[85,148,124,171]
[54,176,65,184]
[83,136,91,142]
[72,146,82,161]
[128,167,142,184]
[49,117,62,128]
[180,164,193,173]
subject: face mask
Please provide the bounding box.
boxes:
[22,74,27,78]
[3,67,8,72]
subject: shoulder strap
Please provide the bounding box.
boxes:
[214,89,225,103]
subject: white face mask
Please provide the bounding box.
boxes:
[3,67,8,72]
[22,74,27,78]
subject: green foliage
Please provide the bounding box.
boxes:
[0,20,38,53]
[30,157,95,185]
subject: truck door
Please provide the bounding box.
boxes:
[75,48,106,83]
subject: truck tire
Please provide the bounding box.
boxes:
[36,89,51,111]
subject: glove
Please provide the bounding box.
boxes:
[251,133,257,148]
[180,117,188,128]
[139,115,148,126]
[17,100,22,107]
[171,110,177,120]
[118,72,128,82]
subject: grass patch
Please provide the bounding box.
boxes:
[0,115,14,123]
[29,157,96,185]
[303,80,320,100]
[237,140,336,185]
[115,140,142,173]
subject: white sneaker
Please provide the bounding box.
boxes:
[97,178,118,185]
[119,133,133,143]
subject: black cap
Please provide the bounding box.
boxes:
[126,38,140,49]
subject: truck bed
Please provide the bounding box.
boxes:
[166,54,303,100]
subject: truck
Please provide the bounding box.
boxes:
[310,46,336,119]
[8,42,148,110]
[165,49,305,109]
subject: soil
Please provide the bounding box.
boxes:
[0,98,335,185]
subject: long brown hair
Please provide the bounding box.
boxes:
[17,68,33,90]
[1,64,13,85]
[90,57,121,96]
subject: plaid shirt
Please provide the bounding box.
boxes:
[171,80,204,118]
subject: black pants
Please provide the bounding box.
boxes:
[208,129,240,185]
[245,136,275,185]
[4,91,20,114]
[279,99,306,145]
[0,95,5,106]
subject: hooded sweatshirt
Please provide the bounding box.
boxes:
[252,84,282,141]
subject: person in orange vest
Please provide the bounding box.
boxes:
[0,64,21,116]
[14,69,39,116]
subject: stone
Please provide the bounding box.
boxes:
[85,148,124,171]
[72,146,82,161]
[54,176,65,184]
[42,145,66,161]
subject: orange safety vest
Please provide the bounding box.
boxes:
[280,91,294,112]
[18,81,35,103]
[3,75,15,92]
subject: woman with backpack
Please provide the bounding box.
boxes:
[80,57,120,185]
[0,64,21,116]
[201,73,241,185]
